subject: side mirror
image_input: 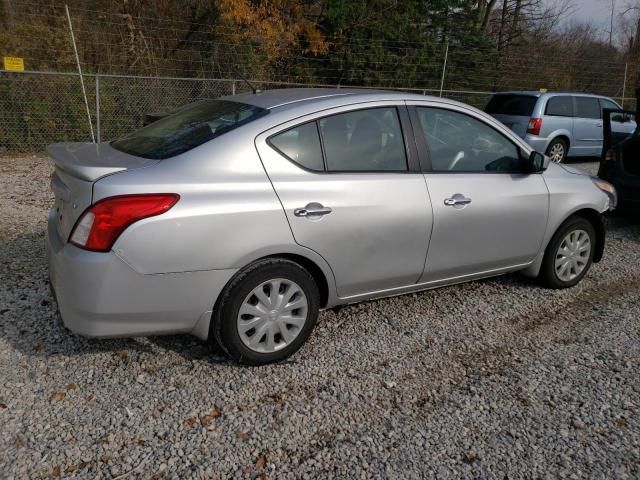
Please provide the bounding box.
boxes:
[611,113,624,123]
[528,151,547,172]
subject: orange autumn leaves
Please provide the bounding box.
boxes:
[216,0,329,62]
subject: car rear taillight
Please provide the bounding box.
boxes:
[604,148,616,163]
[527,117,543,136]
[69,194,180,252]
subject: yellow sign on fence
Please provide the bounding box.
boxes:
[3,56,25,71]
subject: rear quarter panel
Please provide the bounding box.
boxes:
[93,129,326,277]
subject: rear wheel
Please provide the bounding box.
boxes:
[539,217,595,289]
[211,258,320,365]
[546,138,568,163]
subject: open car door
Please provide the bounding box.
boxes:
[598,89,640,208]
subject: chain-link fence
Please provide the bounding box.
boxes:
[0,69,500,152]
[1,1,637,152]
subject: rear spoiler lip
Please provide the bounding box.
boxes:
[46,142,156,182]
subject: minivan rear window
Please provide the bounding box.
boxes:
[112,99,268,159]
[485,94,537,116]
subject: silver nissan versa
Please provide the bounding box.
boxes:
[47,88,617,365]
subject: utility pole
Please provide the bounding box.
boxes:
[609,0,616,48]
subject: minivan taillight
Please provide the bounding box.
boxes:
[527,117,543,136]
[69,194,180,252]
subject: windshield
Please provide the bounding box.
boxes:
[485,94,538,116]
[112,99,268,159]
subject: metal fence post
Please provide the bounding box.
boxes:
[621,62,628,109]
[439,43,449,98]
[95,74,101,143]
[232,80,236,95]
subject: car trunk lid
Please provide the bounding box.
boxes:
[48,142,159,241]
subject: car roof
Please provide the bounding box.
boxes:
[221,87,467,111]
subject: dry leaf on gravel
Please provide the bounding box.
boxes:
[183,417,198,429]
[50,392,65,401]
[256,455,267,468]
[66,383,77,390]
[200,407,222,426]
[235,430,250,441]
[52,466,61,477]
[64,465,78,473]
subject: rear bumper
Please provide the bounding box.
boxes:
[523,134,551,154]
[47,210,236,340]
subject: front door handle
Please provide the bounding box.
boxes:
[294,203,333,217]
[444,194,472,207]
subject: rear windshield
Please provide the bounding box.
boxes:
[485,94,537,116]
[112,99,268,159]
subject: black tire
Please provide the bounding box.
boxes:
[546,138,568,163]
[539,216,596,289]
[210,258,320,365]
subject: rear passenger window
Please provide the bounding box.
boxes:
[575,97,601,119]
[319,108,407,171]
[600,98,620,113]
[269,122,324,171]
[545,96,574,117]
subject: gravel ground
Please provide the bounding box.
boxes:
[1,156,639,479]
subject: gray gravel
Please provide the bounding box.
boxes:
[1,156,639,479]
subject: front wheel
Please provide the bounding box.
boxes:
[546,138,568,163]
[211,258,320,365]
[539,217,596,289]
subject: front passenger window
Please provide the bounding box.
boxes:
[416,107,524,172]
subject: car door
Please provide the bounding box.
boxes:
[255,103,433,298]
[407,102,548,282]
[600,98,636,144]
[573,96,604,156]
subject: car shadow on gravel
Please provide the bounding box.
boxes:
[0,231,235,366]
[2,219,639,367]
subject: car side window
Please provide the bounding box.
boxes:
[600,98,620,112]
[600,99,624,122]
[269,121,324,171]
[575,97,601,119]
[545,96,574,117]
[416,107,525,173]
[318,107,408,171]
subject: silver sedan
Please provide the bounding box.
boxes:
[47,89,617,364]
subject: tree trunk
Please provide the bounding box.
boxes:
[497,0,508,50]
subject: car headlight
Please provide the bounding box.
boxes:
[591,177,617,211]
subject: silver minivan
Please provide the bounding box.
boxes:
[486,92,636,162]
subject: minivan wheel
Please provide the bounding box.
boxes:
[546,138,568,163]
[211,258,320,365]
[539,217,595,289]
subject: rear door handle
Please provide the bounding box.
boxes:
[444,194,472,207]
[294,203,332,217]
